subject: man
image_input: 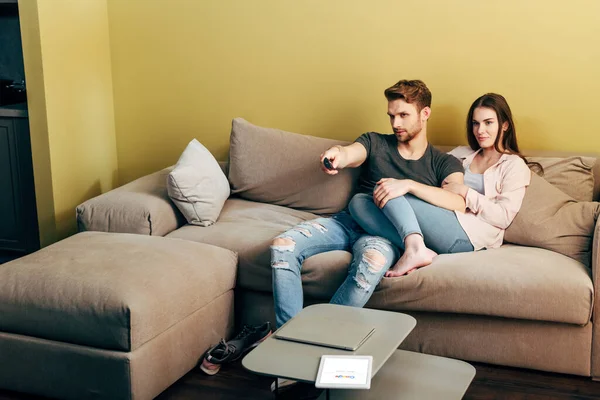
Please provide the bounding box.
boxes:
[270,79,465,328]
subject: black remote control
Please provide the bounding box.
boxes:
[323,158,334,170]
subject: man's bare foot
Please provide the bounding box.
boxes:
[385,247,437,277]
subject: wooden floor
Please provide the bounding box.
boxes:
[2,359,599,400]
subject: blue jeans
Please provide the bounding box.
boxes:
[348,193,474,254]
[271,211,399,328]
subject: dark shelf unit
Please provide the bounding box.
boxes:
[0,115,39,257]
[0,1,38,263]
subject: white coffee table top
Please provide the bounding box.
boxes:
[242,304,417,382]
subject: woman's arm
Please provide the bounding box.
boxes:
[465,186,527,229]
[449,158,531,229]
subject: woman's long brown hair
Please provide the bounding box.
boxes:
[467,93,542,173]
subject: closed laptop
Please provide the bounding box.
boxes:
[274,315,375,351]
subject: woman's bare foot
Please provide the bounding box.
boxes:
[385,247,437,277]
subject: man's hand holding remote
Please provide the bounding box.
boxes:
[320,146,344,175]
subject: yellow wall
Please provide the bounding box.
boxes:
[17,0,600,246]
[107,0,600,184]
[20,0,117,242]
[19,0,56,247]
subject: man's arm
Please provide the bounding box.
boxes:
[409,172,466,212]
[320,142,368,175]
[373,172,466,212]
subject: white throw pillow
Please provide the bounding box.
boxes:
[167,139,230,226]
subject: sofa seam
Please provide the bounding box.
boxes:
[147,213,153,236]
[590,218,600,376]
[127,305,132,352]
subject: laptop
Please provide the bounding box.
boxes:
[274,315,375,351]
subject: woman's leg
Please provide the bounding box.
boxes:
[330,235,399,307]
[271,212,362,328]
[349,193,436,275]
[404,194,474,254]
[348,193,419,249]
[384,195,474,276]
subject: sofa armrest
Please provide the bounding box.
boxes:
[76,167,186,236]
[591,217,600,379]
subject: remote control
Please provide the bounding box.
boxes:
[323,158,334,170]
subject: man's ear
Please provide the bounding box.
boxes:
[421,106,431,121]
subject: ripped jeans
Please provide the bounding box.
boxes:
[271,211,399,328]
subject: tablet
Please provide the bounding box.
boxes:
[315,355,373,390]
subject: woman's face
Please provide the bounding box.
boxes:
[471,107,507,149]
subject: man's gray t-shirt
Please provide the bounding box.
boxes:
[354,132,463,194]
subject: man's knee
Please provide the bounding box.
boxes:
[272,237,295,249]
[352,249,387,292]
[271,237,296,270]
[354,236,395,271]
[362,249,387,273]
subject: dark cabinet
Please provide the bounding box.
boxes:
[0,113,39,256]
[0,0,37,263]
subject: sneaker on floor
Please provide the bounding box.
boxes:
[200,339,228,375]
[200,322,272,375]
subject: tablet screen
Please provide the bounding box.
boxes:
[315,355,372,389]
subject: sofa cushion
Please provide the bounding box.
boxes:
[0,232,237,352]
[369,245,593,326]
[504,172,600,268]
[165,198,352,297]
[167,139,230,227]
[527,156,596,201]
[77,167,185,236]
[227,118,360,215]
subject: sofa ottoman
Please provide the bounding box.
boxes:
[0,232,237,400]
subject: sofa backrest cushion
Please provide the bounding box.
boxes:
[167,139,230,227]
[504,172,600,268]
[526,156,596,201]
[227,118,361,215]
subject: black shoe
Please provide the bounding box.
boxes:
[200,322,272,375]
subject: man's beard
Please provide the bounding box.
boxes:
[397,120,422,143]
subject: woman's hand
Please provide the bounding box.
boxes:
[442,182,469,199]
[373,178,414,208]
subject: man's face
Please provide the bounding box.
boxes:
[387,99,428,143]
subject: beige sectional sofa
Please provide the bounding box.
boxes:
[75,119,600,382]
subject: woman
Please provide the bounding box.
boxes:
[348,93,532,276]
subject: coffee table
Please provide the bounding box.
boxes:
[243,304,416,382]
[242,304,475,399]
